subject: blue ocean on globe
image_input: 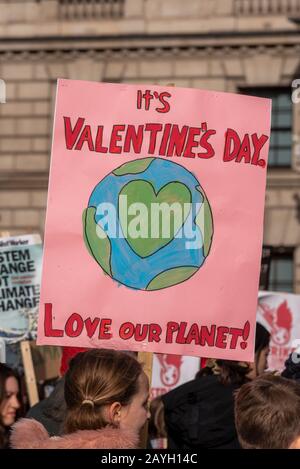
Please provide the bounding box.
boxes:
[83,157,213,291]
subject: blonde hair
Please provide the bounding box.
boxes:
[148,396,167,439]
[63,349,143,434]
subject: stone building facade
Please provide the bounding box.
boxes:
[0,0,300,292]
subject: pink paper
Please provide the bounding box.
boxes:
[37,79,271,361]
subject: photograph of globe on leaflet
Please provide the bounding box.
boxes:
[37,79,271,361]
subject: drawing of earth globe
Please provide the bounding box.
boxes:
[83,157,213,291]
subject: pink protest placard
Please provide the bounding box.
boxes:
[37,79,271,361]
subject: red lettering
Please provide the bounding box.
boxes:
[158,123,172,155]
[240,320,250,349]
[183,127,200,158]
[185,323,200,345]
[236,134,251,163]
[229,328,243,349]
[166,321,180,343]
[199,325,216,347]
[143,90,154,110]
[251,133,268,167]
[166,125,188,157]
[44,303,64,337]
[156,92,171,113]
[95,126,108,153]
[215,326,229,348]
[65,313,84,337]
[198,129,216,158]
[99,318,112,340]
[134,324,148,342]
[109,125,125,153]
[223,128,241,162]
[176,322,188,344]
[148,323,162,342]
[124,125,143,153]
[84,317,100,338]
[119,322,135,340]
[64,116,85,150]
[75,125,94,151]
[137,90,142,109]
[145,123,162,154]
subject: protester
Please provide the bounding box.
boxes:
[235,373,300,448]
[281,351,300,383]
[0,363,21,449]
[23,345,90,437]
[25,345,133,438]
[10,349,150,449]
[247,322,271,379]
[161,322,270,449]
[26,376,66,436]
[148,396,167,449]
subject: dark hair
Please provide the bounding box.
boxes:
[255,323,270,354]
[196,359,250,386]
[0,363,19,448]
[148,396,167,439]
[63,349,143,434]
[235,373,300,448]
[197,323,271,385]
[251,322,271,377]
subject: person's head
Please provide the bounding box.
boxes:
[247,323,271,379]
[197,358,250,386]
[0,363,20,428]
[235,373,300,449]
[0,363,21,449]
[63,349,150,436]
[196,323,271,385]
[148,396,167,440]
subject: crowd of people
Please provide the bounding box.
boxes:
[1,322,300,450]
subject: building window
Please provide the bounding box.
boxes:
[241,88,292,168]
[58,0,125,20]
[269,248,294,293]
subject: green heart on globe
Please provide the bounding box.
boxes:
[119,179,192,258]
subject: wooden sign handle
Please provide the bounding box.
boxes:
[20,340,39,407]
[137,351,153,449]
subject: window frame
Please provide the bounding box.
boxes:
[240,87,292,169]
[268,247,294,293]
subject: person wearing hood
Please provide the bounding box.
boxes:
[10,349,150,449]
[161,322,270,449]
[25,376,66,437]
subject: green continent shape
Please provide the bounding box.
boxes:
[119,180,192,258]
[195,185,213,257]
[113,157,155,176]
[82,207,112,276]
[146,266,199,291]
